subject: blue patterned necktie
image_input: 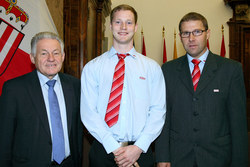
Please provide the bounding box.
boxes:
[46,80,65,164]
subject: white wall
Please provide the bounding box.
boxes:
[104,0,233,65]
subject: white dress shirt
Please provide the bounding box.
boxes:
[80,47,166,154]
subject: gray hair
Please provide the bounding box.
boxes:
[30,31,64,56]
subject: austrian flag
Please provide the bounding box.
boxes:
[0,0,58,95]
[0,19,24,76]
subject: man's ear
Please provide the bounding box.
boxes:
[134,23,138,33]
[206,29,211,40]
[30,54,35,64]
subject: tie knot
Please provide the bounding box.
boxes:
[46,80,56,88]
[117,53,129,59]
[192,59,201,65]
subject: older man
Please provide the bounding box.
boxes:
[0,32,83,167]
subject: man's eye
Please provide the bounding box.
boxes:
[194,30,201,33]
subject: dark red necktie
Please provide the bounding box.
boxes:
[192,59,201,91]
[105,53,128,127]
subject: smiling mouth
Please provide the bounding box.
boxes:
[189,45,197,48]
[118,32,128,35]
[46,64,57,67]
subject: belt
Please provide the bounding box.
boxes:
[118,141,135,147]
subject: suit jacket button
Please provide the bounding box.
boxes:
[193,128,199,132]
[193,112,199,116]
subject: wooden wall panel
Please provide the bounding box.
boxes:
[64,0,111,79]
[63,0,111,166]
[63,0,88,78]
[224,1,250,166]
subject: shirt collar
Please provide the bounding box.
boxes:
[37,70,60,87]
[187,48,209,64]
[108,47,137,58]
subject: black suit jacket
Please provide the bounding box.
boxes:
[155,52,248,167]
[0,70,83,167]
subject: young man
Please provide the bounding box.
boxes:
[81,4,166,167]
[155,12,248,167]
[0,32,83,167]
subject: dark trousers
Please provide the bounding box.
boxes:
[89,140,154,167]
[49,156,74,167]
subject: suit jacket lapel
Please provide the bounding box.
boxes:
[177,55,194,94]
[59,73,73,136]
[196,52,218,95]
[27,70,51,136]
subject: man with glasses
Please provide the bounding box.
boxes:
[155,12,248,167]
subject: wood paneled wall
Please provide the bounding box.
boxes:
[63,0,111,79]
[63,0,111,166]
[45,0,64,38]
[224,1,250,166]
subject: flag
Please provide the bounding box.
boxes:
[207,39,210,50]
[142,35,146,56]
[0,0,57,95]
[220,33,226,57]
[163,37,167,63]
[173,29,177,60]
[141,28,146,56]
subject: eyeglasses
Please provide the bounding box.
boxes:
[180,29,207,38]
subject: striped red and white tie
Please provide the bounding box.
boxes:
[105,53,128,127]
[191,59,201,91]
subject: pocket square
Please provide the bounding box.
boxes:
[213,89,219,92]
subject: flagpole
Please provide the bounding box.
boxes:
[220,24,226,57]
[163,26,165,38]
[221,24,224,36]
[141,27,143,38]
[141,27,143,48]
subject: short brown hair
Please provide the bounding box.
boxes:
[110,4,138,24]
[179,12,208,32]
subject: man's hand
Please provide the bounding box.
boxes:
[113,145,142,167]
[157,162,171,167]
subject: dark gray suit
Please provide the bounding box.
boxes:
[155,52,248,167]
[0,70,83,167]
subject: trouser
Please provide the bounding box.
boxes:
[49,156,74,167]
[89,140,154,167]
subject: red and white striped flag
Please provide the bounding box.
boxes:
[0,0,57,95]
